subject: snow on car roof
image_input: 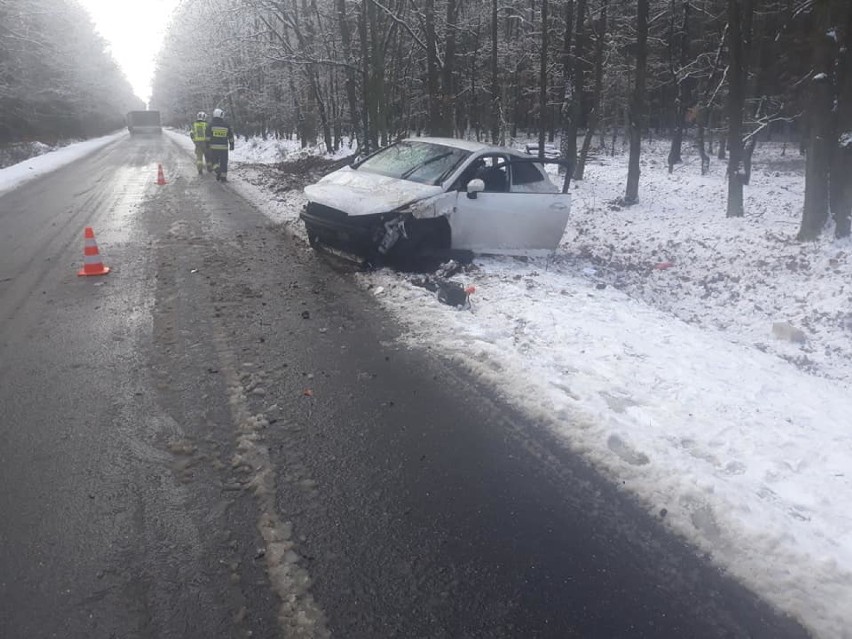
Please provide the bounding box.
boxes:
[406,137,497,153]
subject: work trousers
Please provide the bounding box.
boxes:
[210,148,229,176]
[194,142,209,172]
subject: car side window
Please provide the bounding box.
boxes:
[510,160,559,194]
[475,155,509,193]
[511,161,545,186]
[455,158,485,191]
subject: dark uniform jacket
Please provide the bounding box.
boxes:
[208,117,234,151]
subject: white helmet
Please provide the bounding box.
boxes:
[213,108,224,118]
[197,111,206,120]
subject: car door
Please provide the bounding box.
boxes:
[449,155,571,255]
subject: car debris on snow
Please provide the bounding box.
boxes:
[435,259,463,278]
[410,276,474,310]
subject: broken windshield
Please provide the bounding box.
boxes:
[356,141,471,185]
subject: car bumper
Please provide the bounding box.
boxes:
[300,203,390,255]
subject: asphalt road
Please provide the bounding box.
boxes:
[0,134,810,638]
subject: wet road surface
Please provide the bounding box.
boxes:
[0,134,810,638]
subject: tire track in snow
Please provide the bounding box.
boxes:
[211,325,330,639]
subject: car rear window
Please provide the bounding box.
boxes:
[356,141,471,185]
[512,161,546,185]
[510,160,559,193]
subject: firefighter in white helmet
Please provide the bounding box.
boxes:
[189,111,210,175]
[208,108,234,182]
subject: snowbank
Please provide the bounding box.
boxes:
[0,131,126,197]
[165,127,356,164]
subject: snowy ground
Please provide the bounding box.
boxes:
[229,133,356,165]
[9,130,850,637]
[0,131,126,196]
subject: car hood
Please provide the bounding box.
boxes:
[304,167,444,217]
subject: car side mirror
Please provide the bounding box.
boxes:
[466,178,485,199]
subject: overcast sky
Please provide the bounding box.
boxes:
[79,0,179,104]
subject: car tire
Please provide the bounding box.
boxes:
[305,224,321,249]
[388,219,448,272]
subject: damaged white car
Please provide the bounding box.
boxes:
[300,137,571,266]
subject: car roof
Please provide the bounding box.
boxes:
[405,137,514,154]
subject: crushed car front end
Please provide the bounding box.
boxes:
[301,144,463,261]
[300,201,395,256]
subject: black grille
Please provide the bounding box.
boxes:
[305,202,350,222]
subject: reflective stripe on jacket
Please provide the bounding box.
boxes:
[208,121,233,150]
[190,120,208,143]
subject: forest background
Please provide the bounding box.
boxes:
[2,0,851,240]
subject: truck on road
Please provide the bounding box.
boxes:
[126,110,162,135]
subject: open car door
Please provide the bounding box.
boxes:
[449,157,571,255]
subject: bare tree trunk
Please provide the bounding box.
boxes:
[490,0,500,144]
[831,1,852,238]
[471,20,481,140]
[304,2,334,152]
[558,0,575,190]
[366,1,389,146]
[799,0,836,239]
[697,26,727,174]
[668,0,690,173]
[557,0,590,185]
[725,0,751,218]
[441,0,459,136]
[743,135,758,185]
[511,63,521,140]
[624,0,648,205]
[568,0,587,177]
[696,107,710,174]
[358,0,374,151]
[708,112,715,154]
[335,0,362,148]
[575,0,607,181]
[538,0,549,161]
[425,0,442,136]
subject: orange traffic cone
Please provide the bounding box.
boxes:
[156,163,167,185]
[77,227,110,277]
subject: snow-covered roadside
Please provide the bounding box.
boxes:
[18,130,847,633]
[231,134,356,164]
[556,144,852,384]
[166,127,355,165]
[218,137,852,638]
[366,262,852,638]
[0,131,126,197]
